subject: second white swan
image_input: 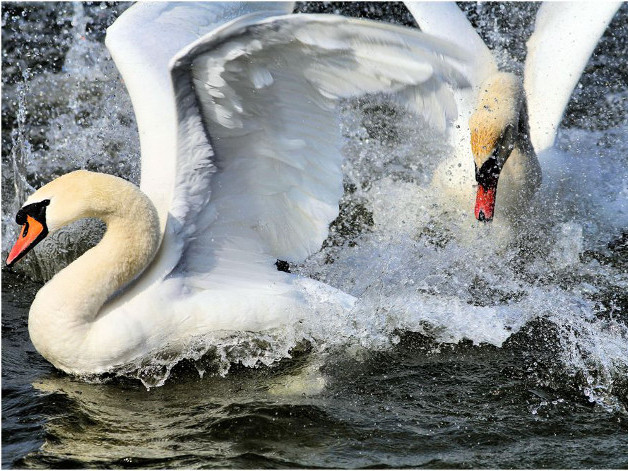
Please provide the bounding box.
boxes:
[406,1,621,222]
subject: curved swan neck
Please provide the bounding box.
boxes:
[515,93,535,161]
[28,172,160,370]
[502,83,541,187]
[42,216,158,321]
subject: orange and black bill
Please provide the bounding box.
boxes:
[474,156,501,222]
[475,184,497,222]
[6,200,50,267]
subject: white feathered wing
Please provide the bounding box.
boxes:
[103,4,470,338]
[524,1,621,154]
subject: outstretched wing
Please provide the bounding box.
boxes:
[105,2,296,288]
[525,2,621,154]
[166,12,469,282]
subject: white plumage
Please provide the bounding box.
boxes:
[405,1,621,222]
[9,2,468,374]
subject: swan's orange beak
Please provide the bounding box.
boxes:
[471,127,502,223]
[475,185,497,222]
[6,215,46,267]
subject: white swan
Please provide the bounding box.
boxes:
[405,1,621,222]
[6,2,469,375]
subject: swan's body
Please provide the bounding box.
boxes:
[8,3,469,374]
[405,2,621,222]
[25,173,332,373]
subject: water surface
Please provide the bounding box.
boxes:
[4,271,628,468]
[2,2,628,468]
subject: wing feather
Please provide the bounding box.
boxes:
[525,2,621,154]
[104,2,296,289]
[404,2,498,87]
[168,12,469,275]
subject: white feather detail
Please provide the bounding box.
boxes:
[169,12,468,269]
[524,1,621,154]
[105,2,296,290]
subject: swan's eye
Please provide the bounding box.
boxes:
[16,199,50,225]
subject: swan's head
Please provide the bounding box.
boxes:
[469,72,523,221]
[6,170,148,267]
[6,198,50,267]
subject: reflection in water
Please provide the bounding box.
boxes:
[3,270,628,468]
[30,363,321,467]
[17,331,628,469]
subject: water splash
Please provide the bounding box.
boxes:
[2,3,627,412]
[2,70,35,260]
[2,2,138,280]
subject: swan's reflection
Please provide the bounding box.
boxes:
[29,355,329,466]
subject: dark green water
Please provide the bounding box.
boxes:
[3,271,628,468]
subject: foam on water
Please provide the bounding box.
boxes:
[2,4,627,409]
